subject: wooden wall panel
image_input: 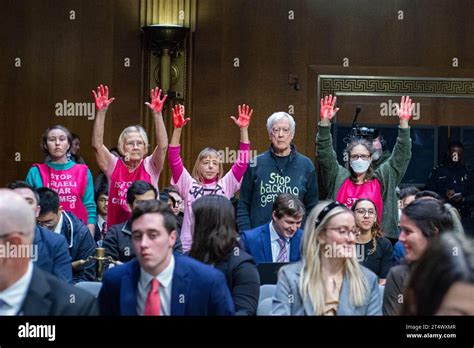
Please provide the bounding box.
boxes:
[2,0,474,188]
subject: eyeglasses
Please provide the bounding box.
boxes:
[327,227,361,238]
[350,154,371,161]
[271,127,291,136]
[125,141,145,147]
[354,208,376,217]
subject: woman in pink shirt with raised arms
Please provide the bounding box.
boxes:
[168,103,253,252]
[91,84,168,228]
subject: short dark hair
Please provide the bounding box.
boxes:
[272,194,305,220]
[37,187,60,215]
[399,186,420,200]
[126,180,157,206]
[402,233,474,315]
[95,183,109,203]
[402,199,454,238]
[415,190,442,201]
[189,195,238,264]
[7,180,40,204]
[448,140,464,150]
[41,125,72,155]
[71,133,80,141]
[130,200,176,234]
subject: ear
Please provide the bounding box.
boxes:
[169,230,177,247]
[34,205,41,218]
[272,211,277,221]
[58,205,63,215]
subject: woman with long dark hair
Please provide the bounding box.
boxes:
[351,198,393,281]
[189,195,260,316]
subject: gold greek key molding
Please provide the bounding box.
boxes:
[318,75,474,99]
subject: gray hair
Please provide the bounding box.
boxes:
[266,112,296,135]
[0,189,35,241]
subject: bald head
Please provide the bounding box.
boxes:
[0,189,35,241]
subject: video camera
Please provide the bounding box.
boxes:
[346,106,377,143]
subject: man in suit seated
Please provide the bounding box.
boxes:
[37,187,96,283]
[0,189,98,315]
[241,193,305,264]
[98,200,235,315]
[103,180,182,264]
[7,181,73,283]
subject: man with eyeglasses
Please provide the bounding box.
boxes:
[237,112,318,232]
[7,181,72,284]
[36,187,96,283]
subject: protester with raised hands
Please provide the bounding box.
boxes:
[91,84,168,228]
[168,103,253,252]
[316,95,413,243]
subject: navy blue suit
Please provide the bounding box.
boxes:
[34,225,73,283]
[241,223,302,264]
[98,253,235,316]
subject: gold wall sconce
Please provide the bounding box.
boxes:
[142,24,190,99]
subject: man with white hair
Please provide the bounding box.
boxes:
[237,112,318,231]
[0,189,98,315]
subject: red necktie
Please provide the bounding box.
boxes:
[144,279,160,316]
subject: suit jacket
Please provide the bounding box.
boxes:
[241,223,302,264]
[33,225,73,284]
[19,266,98,315]
[99,253,235,316]
[270,261,382,315]
[103,220,183,263]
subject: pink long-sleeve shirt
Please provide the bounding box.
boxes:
[169,142,250,252]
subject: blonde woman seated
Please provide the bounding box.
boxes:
[271,201,382,315]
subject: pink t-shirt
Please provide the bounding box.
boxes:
[335,177,383,222]
[105,155,160,227]
[169,143,250,252]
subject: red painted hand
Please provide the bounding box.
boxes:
[92,84,115,111]
[145,87,167,114]
[399,96,413,120]
[172,104,190,128]
[230,104,253,128]
[320,95,339,120]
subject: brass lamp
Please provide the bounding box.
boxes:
[142,24,190,98]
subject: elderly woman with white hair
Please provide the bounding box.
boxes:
[237,111,319,231]
[92,84,168,227]
[271,201,382,316]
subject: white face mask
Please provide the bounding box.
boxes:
[372,150,382,161]
[350,159,371,173]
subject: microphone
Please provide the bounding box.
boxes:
[352,106,362,127]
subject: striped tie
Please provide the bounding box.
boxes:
[276,237,288,262]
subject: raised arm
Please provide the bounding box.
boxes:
[145,87,169,173]
[168,104,190,183]
[230,104,253,181]
[92,84,115,173]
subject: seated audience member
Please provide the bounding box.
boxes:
[162,186,184,232]
[401,233,474,315]
[94,184,109,244]
[37,188,96,283]
[7,181,72,283]
[98,200,235,315]
[393,186,420,265]
[103,180,182,263]
[189,195,260,316]
[271,201,382,315]
[0,189,98,315]
[383,199,458,315]
[241,194,305,264]
[351,199,393,281]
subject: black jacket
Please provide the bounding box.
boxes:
[19,266,98,315]
[214,248,260,316]
[103,220,183,263]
